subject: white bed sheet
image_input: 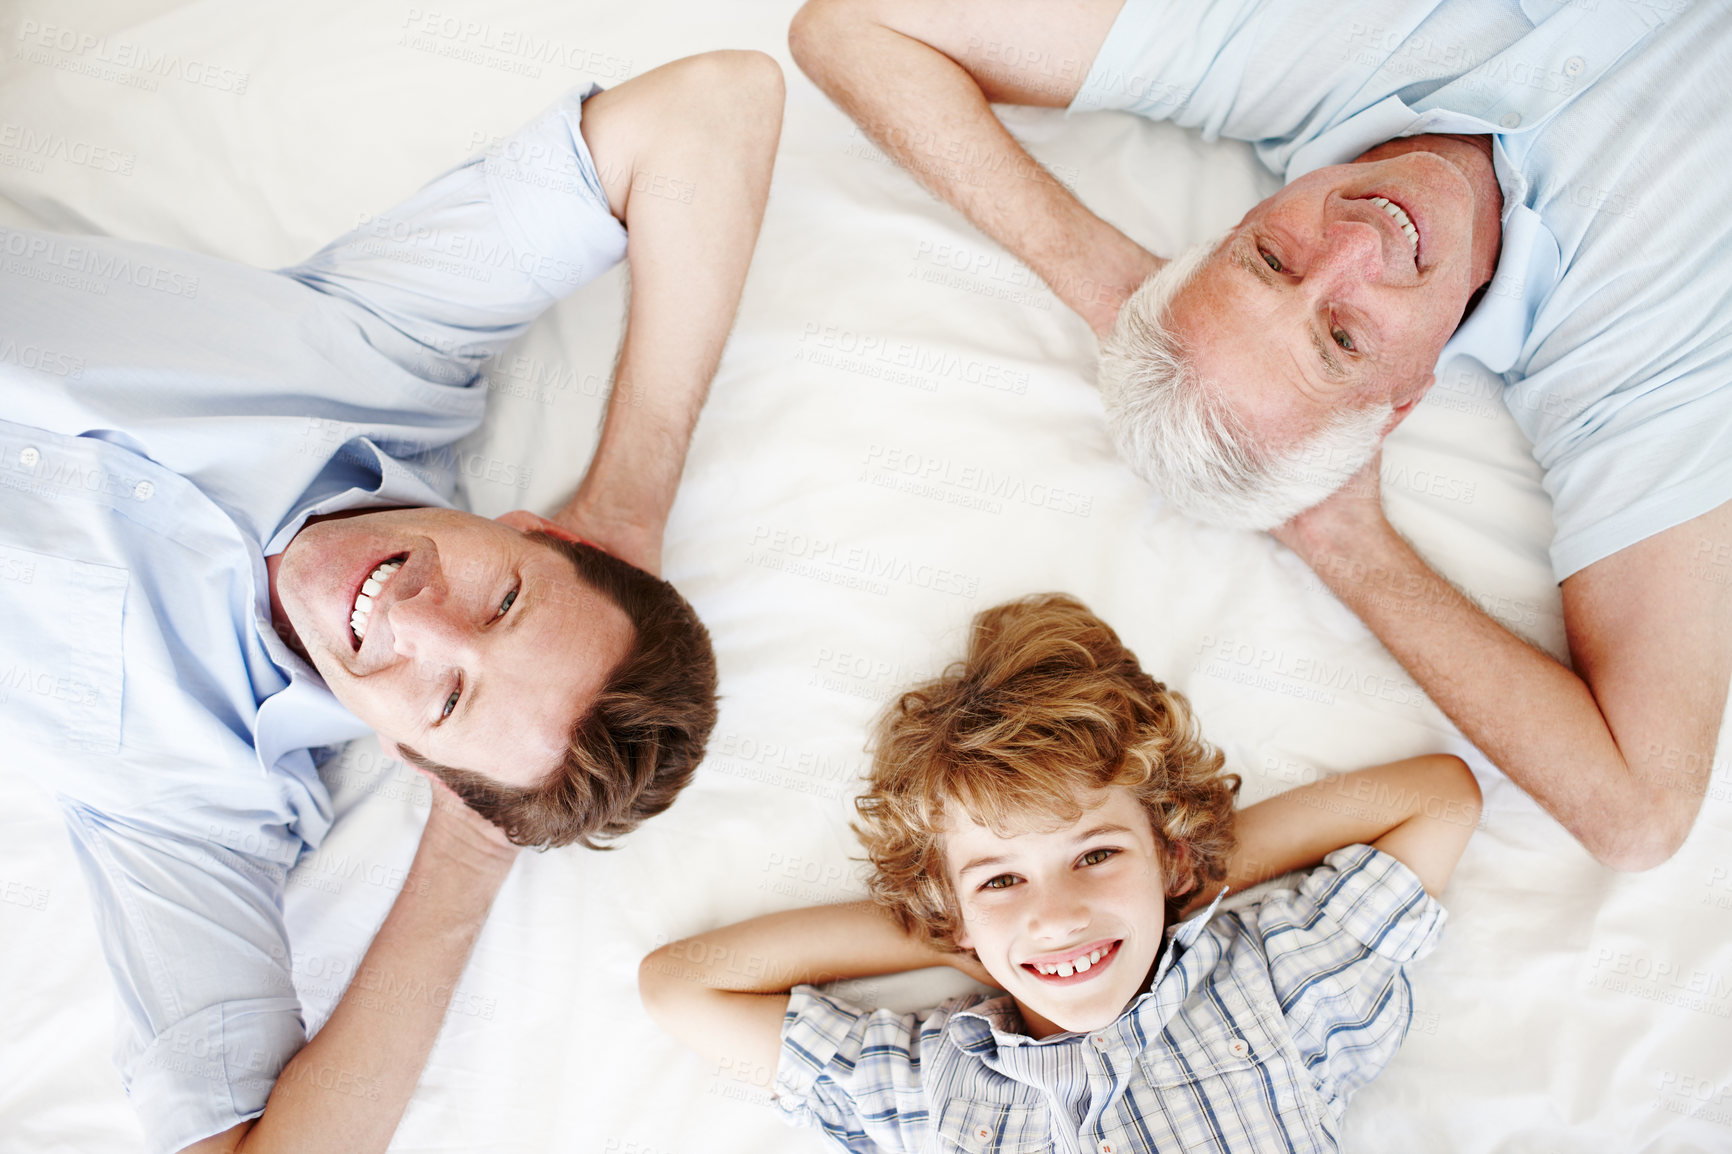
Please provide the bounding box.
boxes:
[2,2,1730,1152]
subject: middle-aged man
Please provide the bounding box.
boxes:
[789,0,1732,870]
[1,51,782,1154]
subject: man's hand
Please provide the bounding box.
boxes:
[552,52,784,581]
[417,769,521,860]
[1271,449,1388,562]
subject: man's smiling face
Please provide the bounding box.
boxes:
[1169,138,1503,452]
[945,786,1179,1039]
[269,507,634,787]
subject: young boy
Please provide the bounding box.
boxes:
[641,593,1481,1152]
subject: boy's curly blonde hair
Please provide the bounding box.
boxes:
[855,594,1239,952]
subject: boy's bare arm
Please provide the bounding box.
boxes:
[1186,755,1482,912]
[788,0,1158,337]
[639,902,971,1075]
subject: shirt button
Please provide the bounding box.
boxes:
[133,480,155,501]
[1499,112,1522,130]
[976,1127,992,1141]
[19,447,39,468]
[1228,1037,1251,1059]
[1092,1034,1110,1049]
[1099,1142,1115,1154]
[1563,55,1585,77]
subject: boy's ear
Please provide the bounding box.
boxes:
[1162,840,1200,898]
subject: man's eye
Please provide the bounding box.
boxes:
[980,874,1020,891]
[1079,848,1118,867]
[1261,249,1283,273]
[439,683,460,722]
[496,586,518,619]
[1332,326,1356,352]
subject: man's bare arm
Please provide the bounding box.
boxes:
[180,777,519,1154]
[1277,467,1732,872]
[789,0,1158,336]
[554,51,784,576]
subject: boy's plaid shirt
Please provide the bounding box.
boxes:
[776,845,1447,1154]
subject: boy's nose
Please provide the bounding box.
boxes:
[1027,881,1090,942]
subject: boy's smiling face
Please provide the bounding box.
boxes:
[945,786,1181,1039]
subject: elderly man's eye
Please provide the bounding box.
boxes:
[1332,326,1356,352]
[496,586,518,619]
[440,684,460,722]
[1261,249,1283,273]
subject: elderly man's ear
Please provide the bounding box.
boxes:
[1383,371,1437,435]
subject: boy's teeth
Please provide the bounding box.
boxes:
[1036,945,1110,976]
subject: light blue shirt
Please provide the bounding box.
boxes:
[1075,0,1732,579]
[776,846,1446,1154]
[0,87,625,1153]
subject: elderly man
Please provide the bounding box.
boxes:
[2,51,781,1154]
[790,0,1732,870]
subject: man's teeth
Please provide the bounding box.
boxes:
[1035,946,1108,977]
[1369,196,1419,251]
[350,559,403,642]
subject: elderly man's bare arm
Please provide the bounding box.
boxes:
[1278,469,1732,872]
[789,0,1158,337]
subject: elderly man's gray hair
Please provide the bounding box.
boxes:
[1097,233,1390,531]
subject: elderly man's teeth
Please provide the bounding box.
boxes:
[1368,196,1419,251]
[350,559,404,642]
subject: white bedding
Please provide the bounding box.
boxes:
[2,2,1731,1151]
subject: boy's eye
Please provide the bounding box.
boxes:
[980,874,1020,891]
[1079,848,1118,867]
[1261,248,1283,273]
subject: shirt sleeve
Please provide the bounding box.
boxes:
[1249,844,1447,1103]
[60,802,307,1154]
[282,84,628,386]
[775,986,939,1154]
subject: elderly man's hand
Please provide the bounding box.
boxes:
[1271,450,1390,564]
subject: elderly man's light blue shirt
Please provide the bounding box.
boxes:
[0,87,625,1153]
[1075,0,1732,579]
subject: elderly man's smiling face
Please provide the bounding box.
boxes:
[268,507,634,787]
[1169,137,1504,452]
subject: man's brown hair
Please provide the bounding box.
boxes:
[403,532,717,849]
[855,593,1239,951]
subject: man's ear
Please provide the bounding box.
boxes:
[1383,371,1435,434]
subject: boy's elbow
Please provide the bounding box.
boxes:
[637,944,686,1025]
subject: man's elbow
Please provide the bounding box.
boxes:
[1582,801,1697,873]
[789,0,872,86]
